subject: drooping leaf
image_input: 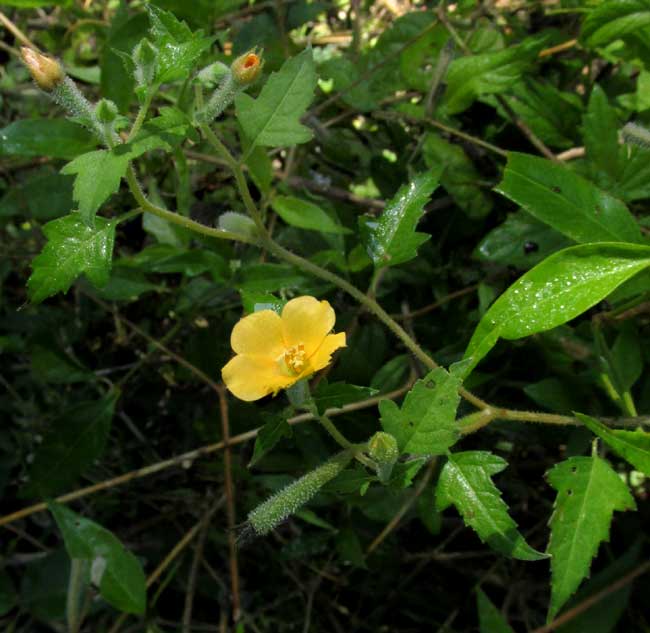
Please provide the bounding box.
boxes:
[250,412,293,467]
[236,49,317,150]
[495,152,643,245]
[0,119,95,159]
[313,382,377,415]
[379,367,459,456]
[436,451,547,561]
[271,196,351,234]
[577,413,650,476]
[360,170,441,268]
[23,392,117,498]
[546,456,636,619]
[49,503,147,615]
[147,5,215,83]
[581,0,650,48]
[464,243,650,372]
[477,589,515,633]
[28,215,117,303]
[443,34,548,115]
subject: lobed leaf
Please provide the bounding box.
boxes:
[436,451,547,561]
[28,215,117,303]
[236,49,317,151]
[379,367,459,456]
[546,456,636,619]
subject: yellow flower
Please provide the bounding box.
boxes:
[222,296,346,401]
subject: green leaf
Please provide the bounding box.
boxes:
[583,85,620,183]
[546,456,636,619]
[62,130,171,225]
[23,393,117,498]
[379,367,459,456]
[271,196,351,234]
[577,413,650,476]
[0,170,74,221]
[336,527,367,569]
[477,589,515,633]
[496,152,643,245]
[474,211,571,270]
[147,5,214,83]
[0,119,95,159]
[422,133,493,218]
[436,451,547,561]
[49,503,147,615]
[360,170,441,268]
[30,344,92,384]
[236,48,317,150]
[250,413,293,467]
[28,215,117,303]
[313,382,378,415]
[443,34,548,115]
[464,243,650,372]
[581,0,650,47]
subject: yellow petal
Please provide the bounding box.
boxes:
[281,296,336,356]
[231,310,284,358]
[307,332,346,373]
[222,354,292,401]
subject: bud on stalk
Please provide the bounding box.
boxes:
[21,47,64,91]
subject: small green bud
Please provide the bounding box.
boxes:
[95,99,118,124]
[197,61,229,88]
[217,211,258,241]
[368,431,399,483]
[133,38,158,87]
[247,450,353,537]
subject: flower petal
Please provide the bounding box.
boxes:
[281,296,336,356]
[222,354,292,401]
[307,332,346,374]
[231,310,284,358]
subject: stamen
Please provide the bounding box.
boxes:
[284,343,307,375]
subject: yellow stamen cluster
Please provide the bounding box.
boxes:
[283,343,307,375]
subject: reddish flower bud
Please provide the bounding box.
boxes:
[231,50,263,86]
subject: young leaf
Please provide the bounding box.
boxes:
[464,243,650,372]
[49,503,146,615]
[23,392,116,498]
[581,1,650,48]
[360,170,441,268]
[577,413,650,475]
[61,133,171,225]
[495,152,643,245]
[250,412,293,467]
[436,451,547,561]
[443,34,548,115]
[379,367,459,456]
[236,48,317,151]
[546,456,636,620]
[271,196,351,234]
[28,215,117,303]
[147,5,214,83]
[477,589,515,633]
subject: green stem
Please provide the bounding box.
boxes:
[115,208,143,225]
[66,558,87,633]
[126,86,157,142]
[125,164,252,244]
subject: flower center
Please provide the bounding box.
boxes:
[244,53,259,68]
[284,343,307,375]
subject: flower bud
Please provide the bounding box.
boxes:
[231,50,263,86]
[95,99,118,124]
[21,47,64,92]
[132,38,158,87]
[217,211,258,241]
[368,431,399,483]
